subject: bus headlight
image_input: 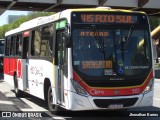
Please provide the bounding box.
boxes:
[142,79,154,94]
[71,79,88,96]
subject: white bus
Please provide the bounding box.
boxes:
[4,8,154,114]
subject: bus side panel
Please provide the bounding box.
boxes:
[27,59,53,100]
[3,57,18,75]
[4,58,17,86]
[4,58,9,75]
[9,58,17,76]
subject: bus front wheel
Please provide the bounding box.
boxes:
[47,86,60,114]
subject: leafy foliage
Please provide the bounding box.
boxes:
[0,12,53,38]
[148,17,160,31]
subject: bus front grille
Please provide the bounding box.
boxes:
[93,98,138,108]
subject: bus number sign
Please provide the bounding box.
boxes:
[72,13,138,24]
[81,14,137,24]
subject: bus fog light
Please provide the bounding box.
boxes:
[143,79,154,94]
[71,79,88,96]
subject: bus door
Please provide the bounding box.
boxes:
[21,35,29,91]
[56,30,65,104]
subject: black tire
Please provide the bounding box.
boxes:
[47,86,60,114]
[13,75,23,97]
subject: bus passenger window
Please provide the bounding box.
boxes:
[40,25,53,57]
[10,36,15,56]
[31,29,41,56]
[40,40,49,56]
[16,35,22,56]
[5,37,10,56]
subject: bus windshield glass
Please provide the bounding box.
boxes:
[71,12,151,77]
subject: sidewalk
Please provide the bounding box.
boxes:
[0,78,20,111]
[0,91,19,111]
[0,75,45,120]
[0,72,20,111]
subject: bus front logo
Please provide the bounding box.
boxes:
[114,90,120,95]
[90,89,104,95]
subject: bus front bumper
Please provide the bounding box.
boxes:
[67,90,153,111]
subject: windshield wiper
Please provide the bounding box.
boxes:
[123,26,134,51]
[119,26,134,62]
[91,25,105,52]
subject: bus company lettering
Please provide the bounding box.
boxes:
[125,66,149,70]
[80,31,109,37]
[37,15,57,26]
[81,14,136,24]
[90,89,104,95]
[30,66,43,76]
[82,61,112,69]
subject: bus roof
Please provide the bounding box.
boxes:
[5,8,146,36]
[68,7,145,13]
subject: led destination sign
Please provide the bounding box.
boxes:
[81,14,137,23]
[80,31,109,37]
[72,13,138,24]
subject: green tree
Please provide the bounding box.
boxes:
[0,12,53,38]
[148,17,160,31]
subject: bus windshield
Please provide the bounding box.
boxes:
[72,26,151,77]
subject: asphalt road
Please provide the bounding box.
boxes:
[0,73,160,120]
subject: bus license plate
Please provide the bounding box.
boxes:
[108,104,123,109]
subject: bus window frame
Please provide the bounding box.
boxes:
[29,23,56,59]
[15,34,22,57]
[40,24,54,57]
[5,36,11,56]
[22,35,29,59]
